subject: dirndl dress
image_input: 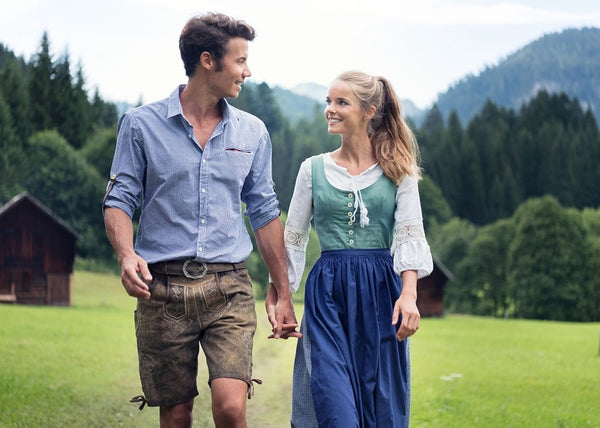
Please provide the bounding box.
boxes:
[290,155,411,428]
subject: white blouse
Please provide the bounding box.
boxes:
[284,153,434,292]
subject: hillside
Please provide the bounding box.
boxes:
[273,81,425,124]
[272,85,322,124]
[268,28,600,127]
[435,27,600,125]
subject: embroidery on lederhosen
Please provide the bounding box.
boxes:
[102,174,117,213]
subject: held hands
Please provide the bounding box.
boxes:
[119,253,153,300]
[392,292,420,342]
[265,283,302,340]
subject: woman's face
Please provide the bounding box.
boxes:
[324,80,368,137]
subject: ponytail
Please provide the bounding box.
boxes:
[370,77,421,184]
[335,71,421,184]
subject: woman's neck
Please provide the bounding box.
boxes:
[331,138,377,176]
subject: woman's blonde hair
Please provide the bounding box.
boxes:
[335,71,421,184]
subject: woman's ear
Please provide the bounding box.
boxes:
[365,105,377,121]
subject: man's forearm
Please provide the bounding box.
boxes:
[254,217,291,299]
[104,207,136,264]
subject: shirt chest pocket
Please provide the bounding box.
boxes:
[223,148,253,179]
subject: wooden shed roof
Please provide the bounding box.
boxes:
[432,256,454,282]
[0,192,78,240]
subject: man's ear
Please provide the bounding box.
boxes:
[199,51,213,70]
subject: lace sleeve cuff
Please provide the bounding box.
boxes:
[391,221,433,279]
[283,226,310,292]
[393,221,427,246]
[285,226,309,251]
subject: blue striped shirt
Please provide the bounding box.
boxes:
[104,85,280,264]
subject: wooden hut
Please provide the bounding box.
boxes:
[417,257,453,317]
[0,192,77,306]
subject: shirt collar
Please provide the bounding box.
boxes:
[166,85,237,127]
[220,98,232,125]
[166,85,185,119]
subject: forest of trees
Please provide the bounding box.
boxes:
[419,93,600,225]
[0,34,118,260]
[1,34,599,321]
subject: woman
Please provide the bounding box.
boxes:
[268,70,433,427]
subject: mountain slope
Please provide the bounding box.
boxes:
[283,82,425,124]
[435,27,600,125]
[271,85,322,124]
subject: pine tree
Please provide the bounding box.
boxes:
[418,104,444,165]
[0,94,24,202]
[429,111,462,214]
[28,32,55,132]
[90,88,118,128]
[0,55,31,142]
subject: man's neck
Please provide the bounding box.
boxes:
[180,79,222,122]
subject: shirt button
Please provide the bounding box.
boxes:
[348,230,354,235]
[201,188,206,193]
[202,159,207,164]
[348,220,353,226]
[348,193,353,198]
[198,247,203,252]
[201,219,205,224]
[347,202,353,208]
[349,239,355,245]
[347,212,352,217]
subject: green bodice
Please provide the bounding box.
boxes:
[311,154,396,251]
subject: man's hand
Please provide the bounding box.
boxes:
[119,253,153,300]
[265,283,302,339]
[104,207,152,299]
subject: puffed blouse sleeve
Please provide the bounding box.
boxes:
[391,174,434,279]
[283,158,314,292]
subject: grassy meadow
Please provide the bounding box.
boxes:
[0,271,599,427]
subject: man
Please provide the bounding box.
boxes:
[103,13,299,428]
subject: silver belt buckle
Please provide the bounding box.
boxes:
[182,260,208,279]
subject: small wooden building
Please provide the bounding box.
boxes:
[0,192,77,306]
[417,257,453,317]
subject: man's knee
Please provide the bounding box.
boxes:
[160,400,194,428]
[213,397,246,422]
[211,378,248,426]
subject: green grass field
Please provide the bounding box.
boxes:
[0,271,598,427]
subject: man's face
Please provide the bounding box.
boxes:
[211,37,251,99]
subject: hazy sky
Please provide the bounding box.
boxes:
[1,0,599,109]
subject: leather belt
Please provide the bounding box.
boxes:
[149,260,246,279]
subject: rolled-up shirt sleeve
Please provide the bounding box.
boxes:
[103,112,145,218]
[243,130,281,231]
[391,175,434,279]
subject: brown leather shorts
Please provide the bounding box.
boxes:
[134,265,256,407]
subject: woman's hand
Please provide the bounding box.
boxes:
[392,292,421,341]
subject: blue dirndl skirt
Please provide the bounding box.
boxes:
[291,248,411,428]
